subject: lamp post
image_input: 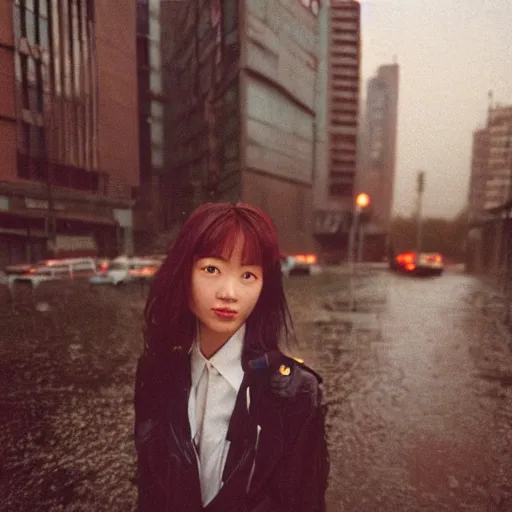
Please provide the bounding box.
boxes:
[348,192,371,311]
[416,171,425,254]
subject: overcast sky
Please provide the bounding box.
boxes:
[360,0,512,219]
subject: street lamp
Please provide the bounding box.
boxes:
[348,193,371,265]
[347,192,371,311]
[355,192,371,209]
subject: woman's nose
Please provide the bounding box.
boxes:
[216,278,237,301]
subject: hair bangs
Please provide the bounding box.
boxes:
[194,213,266,268]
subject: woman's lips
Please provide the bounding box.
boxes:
[212,308,238,319]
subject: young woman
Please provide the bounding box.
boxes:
[134,202,329,511]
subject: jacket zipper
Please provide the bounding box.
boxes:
[246,424,261,493]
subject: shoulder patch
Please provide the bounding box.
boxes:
[270,355,323,403]
[282,355,323,384]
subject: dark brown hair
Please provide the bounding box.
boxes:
[143,202,295,359]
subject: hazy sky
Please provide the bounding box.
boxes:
[360,0,512,218]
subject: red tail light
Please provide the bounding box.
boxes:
[295,254,317,264]
[396,252,415,265]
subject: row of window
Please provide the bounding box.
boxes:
[13,0,98,185]
[17,152,104,192]
[14,0,49,49]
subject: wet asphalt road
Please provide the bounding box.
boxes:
[1,268,512,511]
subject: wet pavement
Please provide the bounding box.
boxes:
[1,268,512,511]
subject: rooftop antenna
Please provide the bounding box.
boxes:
[487,90,494,126]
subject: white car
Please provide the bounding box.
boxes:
[281,254,322,276]
[89,256,161,286]
[7,257,99,287]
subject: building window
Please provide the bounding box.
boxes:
[21,121,45,157]
[15,0,49,48]
[23,0,37,45]
[25,56,44,112]
[329,183,353,197]
[222,0,238,38]
[38,0,49,48]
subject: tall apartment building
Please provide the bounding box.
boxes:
[163,0,319,255]
[313,0,361,263]
[0,0,138,267]
[468,105,512,215]
[467,103,512,273]
[483,106,512,210]
[468,129,490,219]
[357,63,399,260]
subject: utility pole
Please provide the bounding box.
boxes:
[416,171,425,253]
[44,106,57,258]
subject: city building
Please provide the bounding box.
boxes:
[466,102,512,273]
[357,62,399,261]
[481,105,512,211]
[133,0,167,251]
[163,0,320,255]
[313,0,361,263]
[468,128,490,219]
[0,0,139,268]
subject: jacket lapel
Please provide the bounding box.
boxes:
[220,369,285,501]
[161,352,202,492]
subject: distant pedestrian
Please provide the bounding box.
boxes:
[134,202,329,511]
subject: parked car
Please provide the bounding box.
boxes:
[7,257,100,287]
[390,251,444,276]
[89,256,162,286]
[281,253,322,276]
[4,263,34,276]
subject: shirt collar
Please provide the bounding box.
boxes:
[190,324,245,392]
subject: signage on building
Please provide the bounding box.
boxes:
[56,235,97,252]
[25,198,65,211]
[113,208,133,228]
[0,196,9,211]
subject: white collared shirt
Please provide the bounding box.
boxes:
[188,324,245,506]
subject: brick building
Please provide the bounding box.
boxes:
[0,0,139,267]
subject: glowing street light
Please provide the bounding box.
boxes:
[355,192,371,209]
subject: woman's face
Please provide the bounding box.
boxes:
[190,233,264,356]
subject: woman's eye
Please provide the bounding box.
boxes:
[204,265,218,274]
[242,272,256,280]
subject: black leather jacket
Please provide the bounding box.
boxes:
[134,348,329,511]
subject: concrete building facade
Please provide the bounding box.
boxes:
[482,106,512,211]
[357,62,399,261]
[163,0,319,255]
[313,0,361,263]
[0,0,139,267]
[467,103,512,275]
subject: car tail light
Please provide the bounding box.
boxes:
[396,252,415,265]
[294,254,317,264]
[405,263,416,271]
